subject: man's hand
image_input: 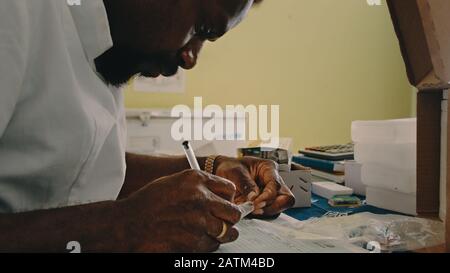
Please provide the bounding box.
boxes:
[119,169,241,252]
[214,156,295,218]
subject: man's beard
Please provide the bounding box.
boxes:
[94,45,181,87]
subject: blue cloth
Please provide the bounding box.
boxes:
[284,194,406,221]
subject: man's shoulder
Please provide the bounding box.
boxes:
[0,1,60,33]
[0,0,67,24]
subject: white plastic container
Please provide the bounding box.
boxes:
[344,161,366,196]
[312,182,353,200]
[366,186,417,216]
[352,118,417,195]
[361,163,416,194]
[354,142,416,170]
[351,118,416,144]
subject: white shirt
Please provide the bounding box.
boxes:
[0,0,126,213]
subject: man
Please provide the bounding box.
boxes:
[0,0,294,252]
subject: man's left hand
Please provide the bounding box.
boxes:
[214,156,295,218]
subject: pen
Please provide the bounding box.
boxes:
[182,141,201,170]
[182,141,255,219]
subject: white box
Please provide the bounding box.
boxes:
[280,170,312,208]
[361,163,416,194]
[311,182,353,200]
[354,142,416,170]
[344,161,366,196]
[366,187,417,216]
[351,118,416,144]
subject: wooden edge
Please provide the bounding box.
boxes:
[415,244,446,253]
[447,88,450,252]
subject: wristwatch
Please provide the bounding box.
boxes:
[204,155,219,174]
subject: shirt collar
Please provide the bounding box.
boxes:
[69,0,113,64]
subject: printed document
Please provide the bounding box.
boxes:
[216,215,366,253]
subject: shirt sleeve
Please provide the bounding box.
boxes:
[0,1,30,137]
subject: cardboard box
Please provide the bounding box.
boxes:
[387,0,450,251]
[279,170,312,208]
[387,0,450,90]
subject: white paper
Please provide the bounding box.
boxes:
[216,218,366,253]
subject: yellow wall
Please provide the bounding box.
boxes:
[124,0,413,150]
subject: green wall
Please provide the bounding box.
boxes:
[124,0,413,150]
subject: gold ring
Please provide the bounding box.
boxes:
[216,222,228,240]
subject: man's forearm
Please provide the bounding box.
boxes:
[0,153,208,252]
[0,200,125,252]
[120,153,207,199]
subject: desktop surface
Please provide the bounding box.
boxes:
[285,194,406,221]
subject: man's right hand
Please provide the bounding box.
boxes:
[118,169,242,253]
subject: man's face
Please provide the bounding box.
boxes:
[96,0,256,86]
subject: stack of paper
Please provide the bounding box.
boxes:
[216,216,366,253]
